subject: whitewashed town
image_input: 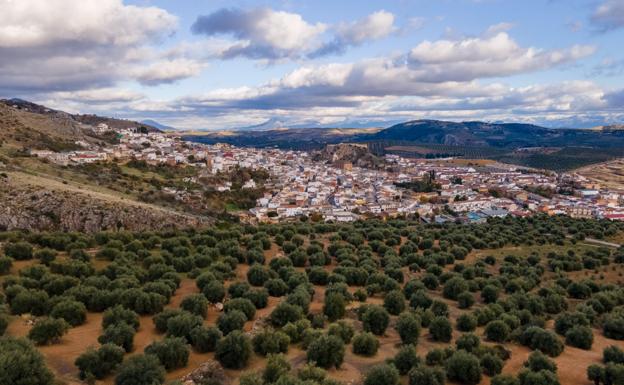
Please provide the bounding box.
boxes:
[30,126,624,224]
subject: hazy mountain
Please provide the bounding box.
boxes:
[141,119,175,131]
[372,119,624,148]
[237,118,288,131]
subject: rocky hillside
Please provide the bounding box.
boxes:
[312,143,383,168]
[0,99,159,151]
[0,171,209,232]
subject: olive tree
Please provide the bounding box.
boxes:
[75,343,125,380]
[180,294,208,318]
[252,329,290,356]
[50,300,87,326]
[323,293,346,322]
[0,337,54,385]
[306,334,345,369]
[215,330,252,369]
[364,364,399,385]
[144,337,190,371]
[383,290,406,316]
[393,345,420,375]
[352,332,379,356]
[362,305,390,336]
[429,316,452,343]
[114,354,166,385]
[395,312,421,345]
[28,318,69,345]
[189,326,222,353]
[446,350,482,385]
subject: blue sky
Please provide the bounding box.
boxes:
[1,0,623,129]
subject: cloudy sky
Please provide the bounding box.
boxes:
[1,0,624,130]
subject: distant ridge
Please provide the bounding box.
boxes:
[141,119,175,131]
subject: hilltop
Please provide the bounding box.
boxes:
[0,100,214,232]
[0,98,160,152]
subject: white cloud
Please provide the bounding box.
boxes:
[592,0,624,31]
[192,8,398,60]
[132,59,204,86]
[191,7,327,60]
[51,88,145,103]
[336,10,396,45]
[0,0,176,48]
[310,10,397,57]
[408,32,595,82]
[0,0,189,91]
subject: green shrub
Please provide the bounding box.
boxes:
[408,365,445,385]
[270,302,303,327]
[180,294,208,318]
[0,337,54,385]
[383,290,406,315]
[481,353,504,376]
[362,305,390,336]
[252,329,290,356]
[102,305,140,330]
[114,354,165,385]
[0,256,13,274]
[202,280,226,303]
[565,325,593,350]
[394,345,420,375]
[217,310,247,335]
[144,337,190,371]
[485,320,510,342]
[517,369,559,385]
[491,374,520,385]
[224,297,256,320]
[323,292,346,322]
[215,331,252,369]
[456,333,480,353]
[443,277,468,300]
[446,350,482,385]
[352,332,379,356]
[98,323,135,352]
[457,314,477,332]
[429,316,452,342]
[189,326,222,353]
[306,334,345,369]
[50,300,87,326]
[28,318,69,345]
[263,353,291,384]
[364,364,399,385]
[524,351,557,373]
[328,320,355,343]
[396,312,421,345]
[4,242,33,260]
[604,345,624,364]
[75,343,125,380]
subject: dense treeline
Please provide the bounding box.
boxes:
[0,215,623,385]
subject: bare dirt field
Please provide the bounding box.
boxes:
[576,159,624,191]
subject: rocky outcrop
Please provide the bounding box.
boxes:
[313,143,382,169]
[180,361,230,385]
[0,176,211,232]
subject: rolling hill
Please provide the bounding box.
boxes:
[0,99,210,232]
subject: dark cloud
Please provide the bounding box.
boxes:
[591,0,624,32]
[605,89,624,107]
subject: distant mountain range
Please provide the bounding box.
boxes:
[140,119,175,131]
[186,119,624,149]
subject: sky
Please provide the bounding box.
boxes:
[1,0,624,130]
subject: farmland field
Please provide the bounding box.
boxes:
[1,216,624,385]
